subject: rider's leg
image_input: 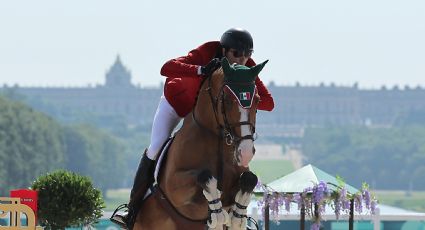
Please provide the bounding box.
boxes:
[146,95,183,160]
[126,96,182,229]
[129,95,182,203]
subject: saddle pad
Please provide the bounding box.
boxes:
[154,137,174,182]
[142,137,174,200]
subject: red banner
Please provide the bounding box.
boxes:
[10,189,38,221]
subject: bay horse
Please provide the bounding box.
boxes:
[134,57,268,230]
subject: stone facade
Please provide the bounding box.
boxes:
[3,57,425,136]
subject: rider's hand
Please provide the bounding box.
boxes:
[199,58,221,76]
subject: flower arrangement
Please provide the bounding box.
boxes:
[255,178,378,230]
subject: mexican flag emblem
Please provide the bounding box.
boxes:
[239,92,251,101]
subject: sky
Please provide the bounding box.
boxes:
[1,0,424,89]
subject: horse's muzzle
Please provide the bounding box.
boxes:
[236,139,255,167]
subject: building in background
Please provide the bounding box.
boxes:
[2,56,425,135]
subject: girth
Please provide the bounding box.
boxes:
[151,185,208,230]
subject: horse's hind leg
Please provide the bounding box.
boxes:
[198,170,230,229]
[229,171,258,230]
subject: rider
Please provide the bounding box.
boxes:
[112,28,274,229]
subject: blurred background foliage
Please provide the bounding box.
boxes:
[1,92,425,211]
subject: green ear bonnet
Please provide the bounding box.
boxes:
[221,57,268,108]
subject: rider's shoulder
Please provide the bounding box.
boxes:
[195,41,221,50]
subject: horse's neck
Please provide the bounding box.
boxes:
[180,111,216,142]
[177,88,229,152]
[187,87,218,137]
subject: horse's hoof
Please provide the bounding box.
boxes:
[240,171,258,193]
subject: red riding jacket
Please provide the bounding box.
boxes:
[160,41,274,117]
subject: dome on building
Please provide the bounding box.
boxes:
[105,55,133,88]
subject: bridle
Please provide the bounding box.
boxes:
[192,70,257,190]
[192,72,257,148]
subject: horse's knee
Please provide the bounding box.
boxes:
[197,169,213,192]
[240,171,258,194]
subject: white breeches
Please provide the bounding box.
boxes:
[146,96,182,160]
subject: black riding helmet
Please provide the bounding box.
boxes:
[220,28,253,51]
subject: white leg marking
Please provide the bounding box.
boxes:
[229,190,251,230]
[202,177,230,229]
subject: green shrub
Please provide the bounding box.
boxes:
[31,170,105,230]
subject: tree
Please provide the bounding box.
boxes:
[0,96,65,195]
[31,170,105,230]
[302,125,425,190]
[63,124,128,193]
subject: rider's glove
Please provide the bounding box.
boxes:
[199,58,221,76]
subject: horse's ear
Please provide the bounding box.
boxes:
[221,57,232,75]
[250,60,269,76]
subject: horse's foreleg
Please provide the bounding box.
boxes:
[198,170,230,230]
[229,171,258,230]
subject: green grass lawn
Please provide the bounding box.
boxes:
[249,159,294,184]
[104,189,130,211]
[373,190,425,212]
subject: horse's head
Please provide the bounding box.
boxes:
[204,57,268,168]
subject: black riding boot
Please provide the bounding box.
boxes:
[125,151,156,229]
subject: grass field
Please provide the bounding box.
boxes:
[249,159,294,184]
[104,189,130,211]
[373,190,425,212]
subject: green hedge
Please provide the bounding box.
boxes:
[32,170,105,230]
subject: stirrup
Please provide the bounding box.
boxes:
[110,203,129,229]
[246,216,259,230]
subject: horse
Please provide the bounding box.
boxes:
[134,57,268,230]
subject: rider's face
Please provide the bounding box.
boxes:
[223,48,252,66]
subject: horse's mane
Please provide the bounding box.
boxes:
[193,68,224,108]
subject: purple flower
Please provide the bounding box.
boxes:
[355,194,363,213]
[304,186,312,194]
[363,189,371,209]
[311,222,321,230]
[370,199,377,215]
[284,196,292,212]
[269,193,283,220]
[256,179,377,228]
[339,188,350,211]
[334,198,341,219]
[313,181,329,204]
[255,180,263,190]
[293,193,302,210]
